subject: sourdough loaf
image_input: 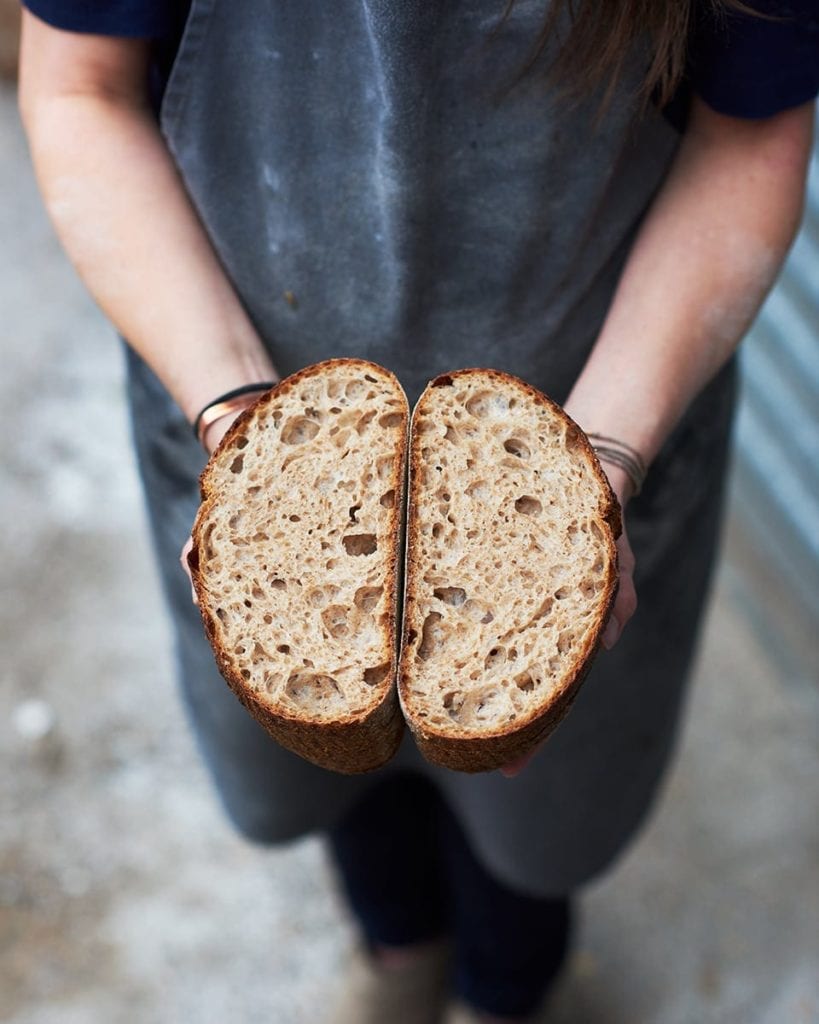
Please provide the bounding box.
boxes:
[189,359,409,774]
[398,369,620,773]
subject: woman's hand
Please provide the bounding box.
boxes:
[180,406,255,604]
[597,464,637,652]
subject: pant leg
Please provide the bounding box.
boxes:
[327,772,571,1017]
[326,772,452,946]
[437,795,571,1018]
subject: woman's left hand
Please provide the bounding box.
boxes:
[499,463,637,778]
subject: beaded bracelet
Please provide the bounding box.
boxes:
[193,382,277,448]
[587,433,648,496]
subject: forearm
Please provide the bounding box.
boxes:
[19,20,277,426]
[565,96,814,476]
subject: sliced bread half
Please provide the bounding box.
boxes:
[399,369,620,773]
[189,359,409,774]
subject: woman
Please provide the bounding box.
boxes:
[18,2,817,1021]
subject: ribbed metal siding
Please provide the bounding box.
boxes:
[733,130,819,621]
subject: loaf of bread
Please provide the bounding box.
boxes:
[189,359,409,774]
[398,369,620,772]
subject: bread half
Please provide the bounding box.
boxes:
[189,359,409,774]
[399,369,620,773]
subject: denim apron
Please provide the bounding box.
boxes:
[127,0,735,894]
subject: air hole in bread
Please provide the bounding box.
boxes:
[463,598,493,623]
[322,605,350,638]
[285,670,344,710]
[514,495,542,516]
[364,374,378,383]
[345,380,366,400]
[455,686,503,723]
[554,586,570,600]
[484,646,506,671]
[557,630,574,654]
[432,374,454,387]
[564,426,583,451]
[235,435,249,450]
[380,489,395,509]
[349,504,361,523]
[281,416,321,445]
[247,485,261,496]
[289,514,301,522]
[356,409,376,434]
[216,608,227,622]
[343,534,377,556]
[431,523,444,539]
[354,586,383,613]
[433,587,466,607]
[378,412,403,429]
[417,612,444,660]
[363,663,390,686]
[230,455,244,474]
[444,425,459,443]
[270,579,286,590]
[263,614,273,625]
[376,456,393,480]
[263,673,281,694]
[407,629,418,645]
[515,671,536,692]
[503,438,530,459]
[277,644,291,654]
[240,669,251,681]
[338,480,356,491]
[466,391,508,419]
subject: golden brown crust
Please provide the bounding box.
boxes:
[398,367,620,774]
[189,358,409,775]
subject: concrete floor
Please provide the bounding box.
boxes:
[2,81,818,1024]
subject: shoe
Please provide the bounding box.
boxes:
[442,1002,532,1024]
[327,939,453,1024]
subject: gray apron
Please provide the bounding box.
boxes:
[127,0,736,895]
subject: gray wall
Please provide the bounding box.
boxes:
[733,121,819,627]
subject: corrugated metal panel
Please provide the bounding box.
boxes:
[733,123,819,624]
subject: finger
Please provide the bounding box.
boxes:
[499,755,529,778]
[180,536,199,605]
[602,614,620,650]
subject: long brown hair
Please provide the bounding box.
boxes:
[503,0,762,109]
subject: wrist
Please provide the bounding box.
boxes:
[597,461,637,507]
[194,380,278,453]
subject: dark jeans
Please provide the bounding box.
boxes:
[326,773,571,1018]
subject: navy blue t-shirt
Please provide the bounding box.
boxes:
[21,0,819,119]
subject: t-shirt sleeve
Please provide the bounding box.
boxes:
[21,0,179,38]
[691,0,819,118]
